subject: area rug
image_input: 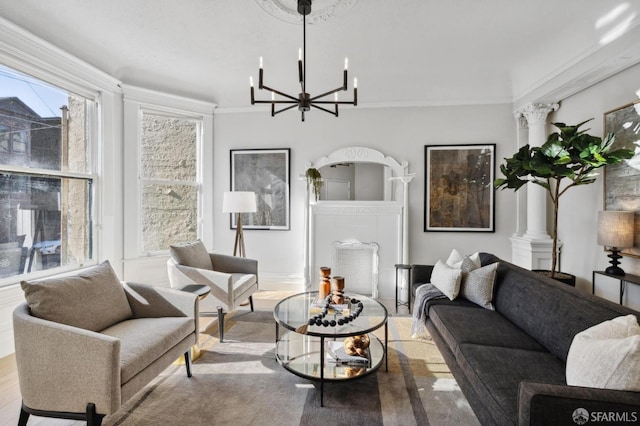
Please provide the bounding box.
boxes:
[102,294,479,426]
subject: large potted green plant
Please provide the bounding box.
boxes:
[494,118,634,280]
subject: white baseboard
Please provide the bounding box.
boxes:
[258,272,305,292]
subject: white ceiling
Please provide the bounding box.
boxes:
[0,0,638,110]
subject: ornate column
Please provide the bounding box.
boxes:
[512,112,528,237]
[510,103,559,270]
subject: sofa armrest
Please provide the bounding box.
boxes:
[519,381,640,426]
[411,264,434,295]
[13,303,122,415]
[210,253,258,278]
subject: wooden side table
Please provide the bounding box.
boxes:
[592,270,640,306]
[394,264,411,313]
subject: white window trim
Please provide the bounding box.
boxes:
[0,22,118,285]
[122,84,215,260]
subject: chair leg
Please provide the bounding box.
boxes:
[18,404,29,426]
[184,350,192,378]
[217,306,225,343]
[249,295,254,312]
[86,403,104,426]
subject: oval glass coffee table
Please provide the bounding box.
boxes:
[273,292,388,406]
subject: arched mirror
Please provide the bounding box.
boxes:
[317,162,385,201]
[307,146,408,203]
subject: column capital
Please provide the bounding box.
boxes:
[514,103,559,126]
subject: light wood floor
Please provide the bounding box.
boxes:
[0,291,409,425]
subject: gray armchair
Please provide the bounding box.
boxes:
[167,239,258,342]
[14,261,198,425]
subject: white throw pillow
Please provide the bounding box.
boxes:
[430,260,462,301]
[566,315,640,391]
[446,248,481,269]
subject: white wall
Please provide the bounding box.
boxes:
[550,63,640,310]
[213,103,518,290]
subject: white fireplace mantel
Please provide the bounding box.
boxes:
[302,147,414,296]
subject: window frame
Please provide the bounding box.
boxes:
[0,68,99,286]
[122,85,215,261]
[137,107,203,256]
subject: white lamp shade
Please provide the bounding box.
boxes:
[597,210,635,248]
[223,191,257,213]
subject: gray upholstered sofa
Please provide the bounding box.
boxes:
[13,261,198,425]
[411,252,640,426]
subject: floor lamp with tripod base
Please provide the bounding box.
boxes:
[223,191,257,257]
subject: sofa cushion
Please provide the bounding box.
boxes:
[566,314,640,391]
[430,260,462,300]
[21,260,133,332]
[430,304,547,355]
[170,239,213,270]
[456,343,566,426]
[492,260,639,362]
[101,317,194,383]
[459,262,498,310]
[425,297,478,312]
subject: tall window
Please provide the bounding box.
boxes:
[139,111,199,254]
[0,65,94,282]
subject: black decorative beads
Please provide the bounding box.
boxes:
[308,295,364,327]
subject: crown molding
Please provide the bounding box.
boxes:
[121,84,217,116]
[513,22,640,110]
[0,16,120,96]
[214,96,513,114]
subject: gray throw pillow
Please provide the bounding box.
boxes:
[21,260,133,331]
[169,239,213,270]
[459,262,498,310]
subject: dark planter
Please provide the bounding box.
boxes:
[532,270,576,286]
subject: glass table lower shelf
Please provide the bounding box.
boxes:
[276,331,385,381]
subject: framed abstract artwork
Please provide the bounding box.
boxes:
[230,148,290,230]
[424,144,495,232]
[604,101,640,256]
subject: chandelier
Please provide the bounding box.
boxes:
[250,0,358,121]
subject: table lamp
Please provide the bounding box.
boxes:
[597,210,634,276]
[223,191,257,257]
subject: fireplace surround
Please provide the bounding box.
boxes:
[303,147,414,299]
